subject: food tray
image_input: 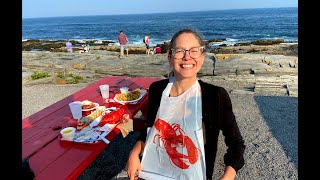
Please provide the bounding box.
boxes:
[59,123,119,145]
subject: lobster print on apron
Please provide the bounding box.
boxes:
[140,78,206,180]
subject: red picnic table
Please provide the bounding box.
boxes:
[22,76,162,180]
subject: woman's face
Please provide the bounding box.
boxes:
[169,33,205,80]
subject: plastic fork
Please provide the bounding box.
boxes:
[96,131,110,144]
[83,130,110,144]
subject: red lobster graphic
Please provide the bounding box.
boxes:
[153,118,199,169]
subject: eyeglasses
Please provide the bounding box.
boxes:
[171,46,205,60]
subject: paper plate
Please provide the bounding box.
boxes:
[113,92,146,104]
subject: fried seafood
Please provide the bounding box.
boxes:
[115,88,146,101]
[81,100,96,109]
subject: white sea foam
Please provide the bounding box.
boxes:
[280,42,298,45]
[208,38,242,47]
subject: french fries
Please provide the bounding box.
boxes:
[115,88,146,101]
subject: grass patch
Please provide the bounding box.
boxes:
[66,73,84,84]
[31,71,50,80]
[56,70,84,84]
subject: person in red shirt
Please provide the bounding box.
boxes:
[155,44,161,54]
[118,31,129,59]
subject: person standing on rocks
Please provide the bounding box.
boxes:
[144,34,151,55]
[126,28,245,180]
[66,39,73,53]
[118,31,129,59]
[210,54,217,76]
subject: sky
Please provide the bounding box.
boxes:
[22,0,298,18]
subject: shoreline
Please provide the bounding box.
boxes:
[22,39,298,56]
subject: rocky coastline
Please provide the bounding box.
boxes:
[22,40,298,97]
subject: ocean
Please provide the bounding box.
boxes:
[22,7,297,47]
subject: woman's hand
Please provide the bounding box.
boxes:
[218,166,236,180]
[126,152,141,180]
[126,141,145,180]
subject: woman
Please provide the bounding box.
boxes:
[126,28,245,180]
[144,34,151,55]
[65,39,73,53]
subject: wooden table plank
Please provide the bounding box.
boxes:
[31,128,121,180]
[32,141,103,180]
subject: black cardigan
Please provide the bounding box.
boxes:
[138,79,245,179]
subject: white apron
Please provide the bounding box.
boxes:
[140,77,206,180]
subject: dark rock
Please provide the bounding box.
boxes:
[207,38,227,43]
[252,39,284,45]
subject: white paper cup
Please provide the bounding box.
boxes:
[99,84,109,99]
[60,127,76,140]
[69,101,82,120]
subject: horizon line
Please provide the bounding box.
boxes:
[22,6,297,19]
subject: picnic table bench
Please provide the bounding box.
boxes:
[22,76,162,180]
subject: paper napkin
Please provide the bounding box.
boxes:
[117,114,133,138]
